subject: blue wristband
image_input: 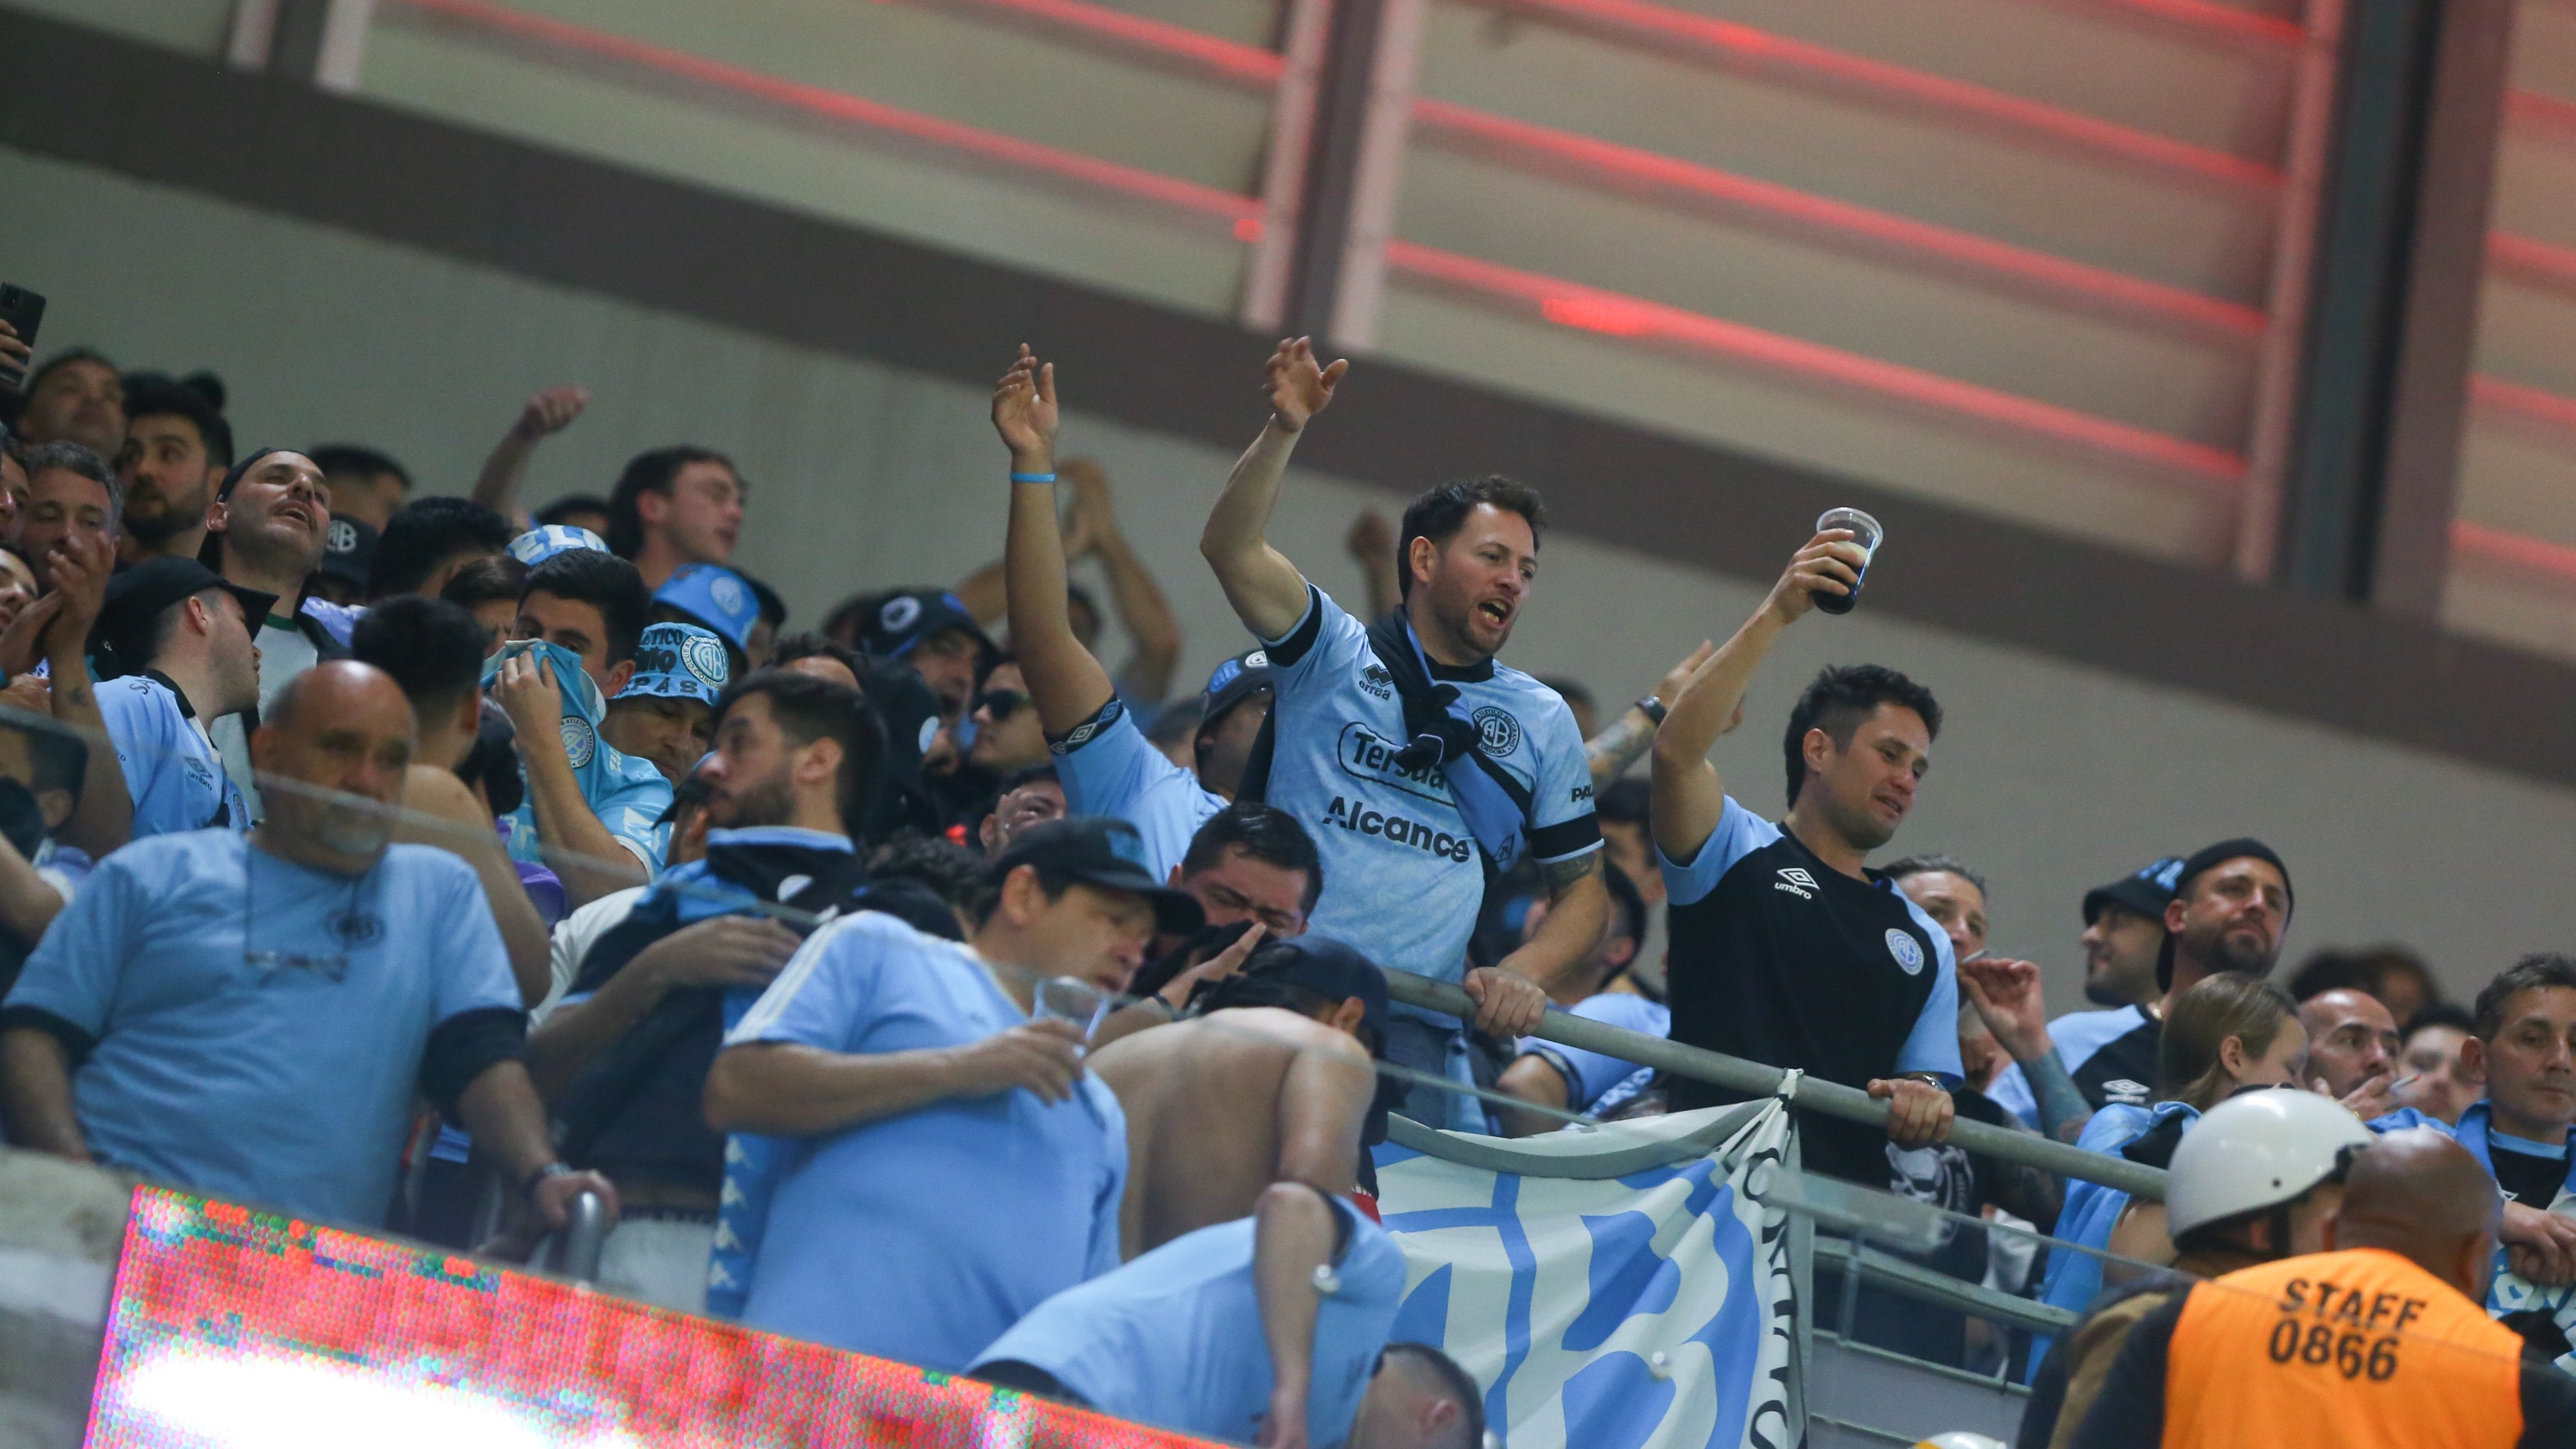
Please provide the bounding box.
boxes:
[1009,470,1057,484]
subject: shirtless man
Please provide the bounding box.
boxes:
[1088,936,1387,1258]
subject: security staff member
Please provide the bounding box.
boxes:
[2069,1130,2576,1449]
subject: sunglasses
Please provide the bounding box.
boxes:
[975,687,1031,721]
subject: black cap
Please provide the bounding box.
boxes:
[1199,647,1275,728]
[1241,935,1391,1048]
[317,515,378,589]
[90,556,275,679]
[858,588,994,665]
[2082,855,2185,927]
[2155,837,2294,992]
[990,816,1204,936]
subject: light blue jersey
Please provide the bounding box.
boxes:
[485,641,672,875]
[1051,697,1222,882]
[1259,586,1597,984]
[96,674,247,837]
[974,1194,1402,1445]
[723,912,1127,1370]
[0,831,520,1224]
[1514,992,1670,1121]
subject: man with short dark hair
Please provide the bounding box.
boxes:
[87,557,269,839]
[855,586,995,718]
[966,657,1049,779]
[969,1183,1477,1449]
[486,607,674,908]
[1190,340,1606,1128]
[530,668,887,1312]
[2401,1003,2482,1126]
[2300,987,2403,1119]
[2072,840,2293,1110]
[10,351,123,459]
[0,662,618,1234]
[12,441,121,594]
[517,547,652,699]
[1648,526,1960,1188]
[200,449,352,817]
[309,444,413,530]
[115,375,230,565]
[979,762,1064,855]
[605,447,743,589]
[536,494,613,537]
[368,496,514,599]
[2445,955,2576,1366]
[705,816,1202,1367]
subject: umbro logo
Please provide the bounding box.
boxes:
[1774,867,1817,900]
[2101,1079,2151,1106]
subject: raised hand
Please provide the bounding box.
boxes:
[992,344,1059,472]
[1462,965,1548,1038]
[1157,921,1269,1011]
[492,651,565,748]
[1869,1076,1955,1149]
[511,385,589,441]
[0,321,29,391]
[1265,337,1347,433]
[1764,530,1867,625]
[1961,957,2055,1063]
[47,532,116,645]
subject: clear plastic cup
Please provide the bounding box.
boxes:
[1033,976,1114,1053]
[1813,508,1883,614]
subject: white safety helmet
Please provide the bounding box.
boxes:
[2166,1090,2375,1239]
[1914,1434,2006,1449]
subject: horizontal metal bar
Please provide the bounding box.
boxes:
[874,0,1285,89]
[1384,969,2168,1199]
[1444,0,2284,192]
[2470,373,2576,436]
[1814,1238,2079,1335]
[1382,239,2248,491]
[2452,519,2576,584]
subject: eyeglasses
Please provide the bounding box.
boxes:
[975,688,1031,721]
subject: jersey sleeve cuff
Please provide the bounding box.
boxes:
[1258,584,1326,667]
[418,1008,528,1117]
[1046,694,1125,755]
[1526,814,1602,864]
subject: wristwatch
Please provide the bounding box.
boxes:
[1634,695,1668,726]
[519,1160,575,1201]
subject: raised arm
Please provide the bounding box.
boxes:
[1251,1181,1343,1449]
[0,1026,89,1160]
[1201,338,1348,641]
[470,386,588,527]
[490,654,646,908]
[391,765,553,1005]
[1067,460,1184,704]
[1585,641,1714,786]
[993,348,1118,735]
[1648,530,1860,861]
[45,535,132,857]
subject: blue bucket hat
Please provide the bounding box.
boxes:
[509,524,609,567]
[618,622,731,709]
[657,562,760,651]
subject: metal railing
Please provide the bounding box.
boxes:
[1384,970,2168,1200]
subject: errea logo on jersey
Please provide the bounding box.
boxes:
[1774,867,1818,899]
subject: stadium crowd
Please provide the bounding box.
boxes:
[0,316,2572,1448]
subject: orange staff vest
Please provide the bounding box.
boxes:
[2160,1246,2523,1449]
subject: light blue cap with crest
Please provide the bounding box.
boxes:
[508,525,610,567]
[618,623,731,709]
[656,562,760,651]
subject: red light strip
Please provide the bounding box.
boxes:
[1384,238,2247,487]
[1410,97,2265,341]
[2064,0,2304,48]
[2507,87,2576,136]
[2471,373,2576,436]
[2489,230,2576,293]
[2453,520,2576,584]
[384,0,1261,232]
[1449,0,2284,192]
[872,0,1285,89]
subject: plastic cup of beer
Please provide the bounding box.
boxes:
[1034,976,1114,1053]
[1813,508,1882,615]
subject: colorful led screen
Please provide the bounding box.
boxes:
[86,1186,1228,1449]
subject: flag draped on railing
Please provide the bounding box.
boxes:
[1375,1102,1799,1449]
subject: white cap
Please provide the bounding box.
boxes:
[2167,1091,2374,1239]
[1914,1435,2006,1449]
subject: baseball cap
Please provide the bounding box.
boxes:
[617,622,731,709]
[90,557,276,679]
[858,587,994,663]
[1239,935,1390,1049]
[657,562,760,652]
[989,816,1204,936]
[1199,647,1274,727]
[2082,856,2185,927]
[316,515,378,591]
[508,524,609,567]
[2155,836,2295,992]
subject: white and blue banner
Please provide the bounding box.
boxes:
[1375,1101,1798,1449]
